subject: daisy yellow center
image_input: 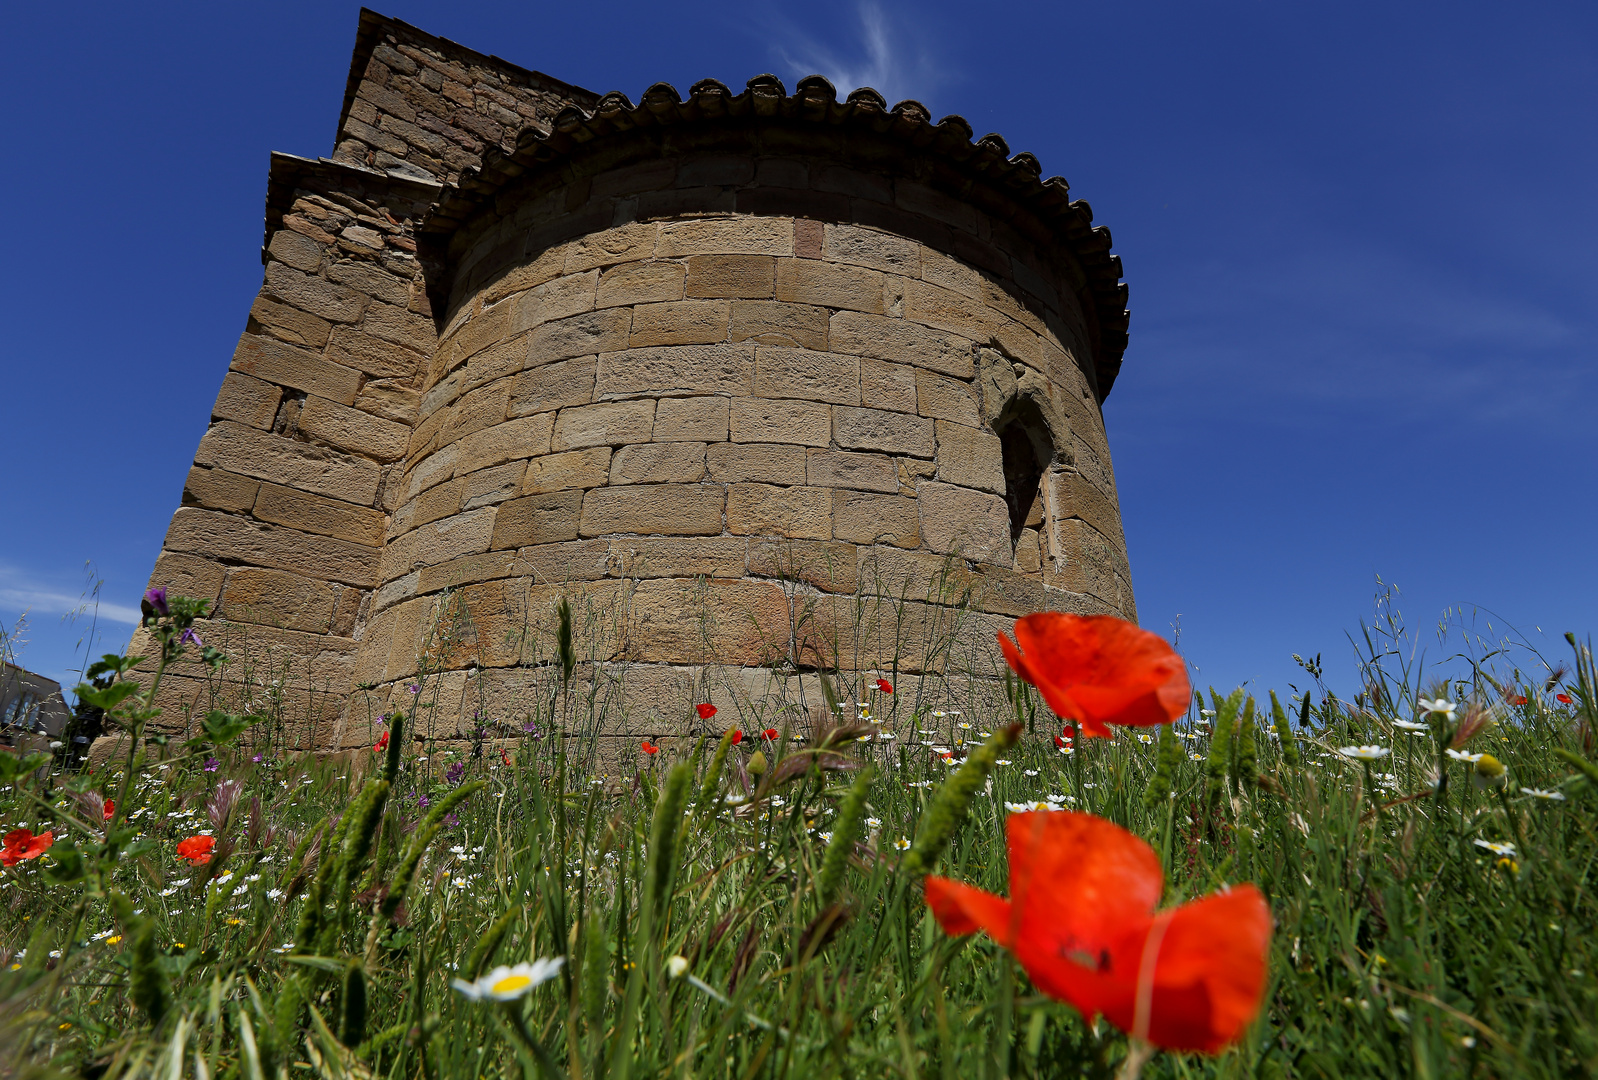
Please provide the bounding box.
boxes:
[492,974,533,995]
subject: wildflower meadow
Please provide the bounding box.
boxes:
[2,580,1596,1079]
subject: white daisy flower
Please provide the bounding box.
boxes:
[1473,839,1515,857]
[1417,698,1457,720]
[865,817,882,829]
[1337,746,1390,762]
[893,838,911,850]
[1521,787,1566,802]
[1392,719,1428,731]
[1445,749,1482,763]
[1023,769,1039,777]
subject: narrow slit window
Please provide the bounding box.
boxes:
[994,400,1051,545]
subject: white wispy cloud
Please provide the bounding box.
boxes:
[770,1,944,109]
[0,565,141,626]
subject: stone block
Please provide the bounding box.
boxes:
[399,507,499,570]
[491,490,584,548]
[609,537,746,579]
[514,270,598,332]
[916,370,982,427]
[522,448,612,493]
[625,578,791,666]
[654,396,728,442]
[564,222,658,272]
[610,442,707,485]
[725,484,831,540]
[775,258,885,314]
[551,400,655,450]
[438,380,514,450]
[827,311,974,379]
[596,261,685,308]
[805,449,898,493]
[249,296,332,349]
[264,263,366,323]
[220,567,336,633]
[460,462,527,510]
[684,255,775,298]
[833,407,934,457]
[183,466,259,513]
[935,421,1005,494]
[859,357,918,414]
[148,551,227,605]
[298,395,410,462]
[1013,527,1043,574]
[462,335,529,394]
[745,539,858,593]
[917,482,1011,566]
[449,298,513,363]
[967,564,1048,619]
[595,344,754,399]
[822,224,920,275]
[628,300,731,347]
[417,549,523,595]
[705,443,806,485]
[164,508,377,587]
[528,308,631,364]
[327,259,411,307]
[231,333,362,406]
[656,218,794,258]
[580,484,726,537]
[254,482,386,546]
[513,539,613,583]
[1048,472,1126,555]
[729,301,828,349]
[353,378,421,426]
[509,355,597,416]
[896,181,980,233]
[903,279,1002,341]
[832,490,920,548]
[753,346,858,405]
[213,372,282,429]
[268,228,325,272]
[195,421,382,505]
[325,325,426,382]
[403,442,459,501]
[453,414,555,476]
[729,397,830,446]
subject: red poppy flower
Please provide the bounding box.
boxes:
[1509,695,1528,706]
[1,829,53,866]
[873,678,894,694]
[102,799,115,821]
[997,614,1189,738]
[1557,693,1573,704]
[696,703,718,720]
[640,740,659,755]
[500,748,513,767]
[176,836,215,865]
[925,811,1269,1054]
[728,730,743,745]
[761,728,779,741]
[373,732,390,752]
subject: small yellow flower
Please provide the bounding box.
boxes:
[59,1023,71,1031]
[1496,857,1519,875]
[1474,754,1508,789]
[105,935,122,945]
[226,918,243,926]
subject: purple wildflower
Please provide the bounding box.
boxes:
[417,794,431,810]
[522,719,540,735]
[179,627,203,649]
[407,684,421,696]
[142,586,169,619]
[203,757,220,772]
[445,761,466,786]
[444,811,459,828]
[251,753,264,763]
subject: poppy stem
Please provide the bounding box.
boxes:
[1114,1038,1156,1080]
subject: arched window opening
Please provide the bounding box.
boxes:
[993,399,1052,545]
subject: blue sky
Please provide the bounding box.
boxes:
[2,1,1593,701]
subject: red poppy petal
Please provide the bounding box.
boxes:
[22,832,53,859]
[1007,615,1188,734]
[1007,812,1162,953]
[4,828,32,850]
[696,703,717,720]
[999,628,1084,723]
[924,876,1014,946]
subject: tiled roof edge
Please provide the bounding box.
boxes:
[424,74,1131,397]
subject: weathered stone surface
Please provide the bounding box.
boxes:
[728,300,828,350]
[148,551,227,605]
[164,508,377,586]
[522,448,612,493]
[490,491,584,548]
[685,254,774,298]
[916,369,982,427]
[528,308,630,363]
[657,218,793,257]
[725,484,831,540]
[596,261,684,308]
[509,356,597,416]
[264,263,366,323]
[610,537,746,579]
[935,421,1006,494]
[858,358,917,414]
[833,407,934,457]
[552,400,655,449]
[564,222,658,272]
[832,490,919,548]
[212,372,282,429]
[917,482,1011,565]
[580,484,726,537]
[628,300,730,347]
[250,296,332,349]
[195,422,382,505]
[184,467,259,513]
[325,326,424,379]
[610,442,707,485]
[753,347,858,405]
[513,539,613,583]
[775,259,884,314]
[805,449,898,493]
[823,224,920,275]
[255,482,386,546]
[299,395,410,461]
[595,344,754,399]
[729,397,830,446]
[653,396,728,442]
[453,414,554,476]
[828,311,974,379]
[231,333,362,406]
[220,567,337,633]
[625,578,791,666]
[706,443,806,485]
[745,539,858,593]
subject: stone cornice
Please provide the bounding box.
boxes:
[262,151,443,260]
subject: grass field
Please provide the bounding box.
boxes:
[2,584,1595,1079]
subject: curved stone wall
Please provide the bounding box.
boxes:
[349,147,1133,734]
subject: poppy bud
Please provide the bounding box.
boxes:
[747,751,767,778]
